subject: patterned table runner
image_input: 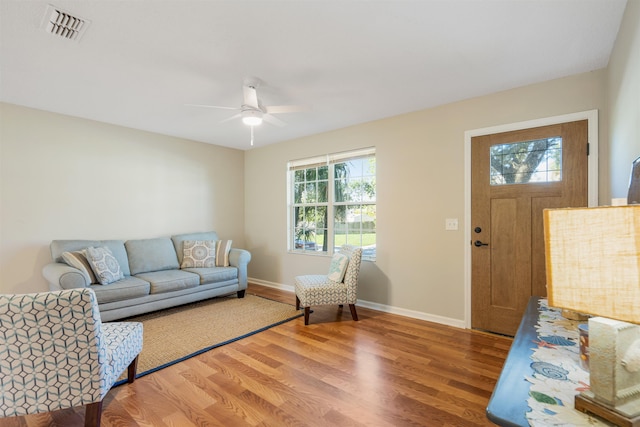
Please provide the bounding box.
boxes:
[525,299,613,426]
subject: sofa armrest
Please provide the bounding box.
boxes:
[42,262,90,291]
[228,248,251,289]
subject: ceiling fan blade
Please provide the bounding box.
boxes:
[263,113,286,127]
[185,103,239,111]
[220,113,241,124]
[265,104,309,114]
[243,85,259,109]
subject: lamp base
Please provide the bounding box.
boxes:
[576,393,640,427]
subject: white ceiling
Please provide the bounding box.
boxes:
[0,0,628,150]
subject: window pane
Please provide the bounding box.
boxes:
[304,206,315,221]
[305,183,316,202]
[316,206,327,228]
[334,178,348,202]
[306,168,316,181]
[318,181,327,203]
[490,137,562,185]
[318,165,329,180]
[334,162,348,179]
[294,183,304,204]
[294,170,305,183]
[295,206,318,251]
[364,157,376,177]
[363,177,376,202]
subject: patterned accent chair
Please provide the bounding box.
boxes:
[0,288,143,427]
[294,245,363,325]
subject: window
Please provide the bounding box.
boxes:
[490,137,562,185]
[288,148,376,261]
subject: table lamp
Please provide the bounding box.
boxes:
[545,205,640,426]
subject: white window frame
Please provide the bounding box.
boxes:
[287,147,376,261]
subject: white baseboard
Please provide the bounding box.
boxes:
[249,278,465,329]
[356,300,465,329]
[250,278,295,293]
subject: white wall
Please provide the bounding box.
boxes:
[0,103,245,294]
[608,0,640,199]
[245,70,607,324]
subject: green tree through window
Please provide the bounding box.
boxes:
[289,148,376,261]
[490,137,562,185]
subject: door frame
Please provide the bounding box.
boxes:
[463,110,599,329]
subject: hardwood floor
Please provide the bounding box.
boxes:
[0,284,512,427]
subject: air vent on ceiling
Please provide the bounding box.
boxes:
[42,4,90,41]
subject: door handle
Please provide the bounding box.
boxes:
[474,240,489,247]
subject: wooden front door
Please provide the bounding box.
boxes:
[471,120,588,336]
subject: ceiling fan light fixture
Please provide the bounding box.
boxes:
[241,109,263,126]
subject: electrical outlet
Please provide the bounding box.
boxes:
[445,218,458,230]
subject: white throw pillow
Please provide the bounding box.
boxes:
[85,246,124,285]
[327,252,349,283]
[182,240,216,268]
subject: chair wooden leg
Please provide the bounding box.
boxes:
[349,304,359,321]
[127,355,139,384]
[296,295,300,310]
[237,290,246,298]
[85,400,103,427]
[304,307,310,325]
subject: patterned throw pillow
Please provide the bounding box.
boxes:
[327,252,349,283]
[181,240,216,268]
[215,240,232,267]
[85,246,124,285]
[61,249,97,284]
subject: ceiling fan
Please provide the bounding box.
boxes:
[187,78,306,145]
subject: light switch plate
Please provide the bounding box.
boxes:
[445,218,458,230]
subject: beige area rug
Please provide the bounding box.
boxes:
[114,294,302,384]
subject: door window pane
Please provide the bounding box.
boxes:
[490,137,562,185]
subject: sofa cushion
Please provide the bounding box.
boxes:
[215,240,232,267]
[126,238,179,275]
[181,240,216,268]
[51,240,131,276]
[135,270,200,294]
[86,246,125,285]
[89,276,151,304]
[172,232,219,266]
[182,266,238,284]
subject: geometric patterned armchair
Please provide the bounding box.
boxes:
[294,245,363,325]
[0,288,143,427]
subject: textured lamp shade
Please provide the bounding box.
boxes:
[544,205,640,324]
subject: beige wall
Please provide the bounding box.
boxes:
[0,103,245,294]
[245,70,607,323]
[608,0,640,199]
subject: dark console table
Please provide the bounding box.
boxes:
[487,297,612,426]
[486,297,540,427]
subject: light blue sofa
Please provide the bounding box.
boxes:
[42,231,251,321]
